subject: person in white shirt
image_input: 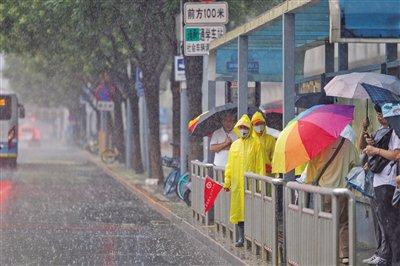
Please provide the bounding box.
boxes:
[363,105,400,265]
[210,112,237,167]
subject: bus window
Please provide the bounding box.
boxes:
[0,96,12,120]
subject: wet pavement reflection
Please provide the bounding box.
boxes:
[0,142,226,265]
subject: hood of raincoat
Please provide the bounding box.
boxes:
[233,114,252,138]
[251,111,266,135]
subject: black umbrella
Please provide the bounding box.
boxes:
[295,92,335,109]
[363,84,400,138]
[264,112,283,131]
[362,83,400,105]
[188,103,261,137]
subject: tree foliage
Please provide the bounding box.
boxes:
[1,0,177,181]
[1,0,284,179]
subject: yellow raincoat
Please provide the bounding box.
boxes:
[251,112,277,175]
[224,115,264,224]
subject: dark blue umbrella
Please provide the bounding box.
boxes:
[363,83,400,138]
[362,83,400,105]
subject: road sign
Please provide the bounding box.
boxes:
[95,84,113,101]
[184,25,225,56]
[174,56,186,81]
[135,67,145,98]
[184,2,228,25]
[97,101,114,111]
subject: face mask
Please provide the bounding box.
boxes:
[254,125,265,134]
[239,128,250,138]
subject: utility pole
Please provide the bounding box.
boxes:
[180,0,189,175]
[125,61,133,169]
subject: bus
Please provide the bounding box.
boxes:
[0,88,25,168]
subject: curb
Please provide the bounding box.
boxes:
[86,153,246,266]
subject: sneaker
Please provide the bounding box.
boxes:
[234,238,244,247]
[366,256,387,265]
[340,257,349,264]
[363,255,377,264]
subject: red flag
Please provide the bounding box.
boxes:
[204,176,223,214]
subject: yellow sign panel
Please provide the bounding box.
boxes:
[0,98,6,106]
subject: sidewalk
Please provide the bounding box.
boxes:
[85,151,264,266]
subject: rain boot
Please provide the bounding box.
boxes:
[235,222,244,247]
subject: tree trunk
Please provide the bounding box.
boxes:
[129,90,144,173]
[185,56,203,163]
[170,66,181,159]
[142,70,163,183]
[112,92,125,162]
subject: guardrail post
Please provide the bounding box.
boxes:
[272,180,279,266]
[262,179,268,262]
[332,195,340,265]
[250,176,255,253]
[348,196,356,266]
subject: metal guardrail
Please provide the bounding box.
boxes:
[190,160,214,226]
[190,163,357,265]
[213,166,236,242]
[284,182,356,266]
[244,172,284,265]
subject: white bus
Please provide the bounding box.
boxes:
[0,88,24,167]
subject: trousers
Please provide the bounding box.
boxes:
[372,185,400,264]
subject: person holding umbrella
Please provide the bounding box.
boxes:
[223,114,265,247]
[210,112,237,167]
[251,111,276,175]
[362,105,400,265]
[302,135,359,264]
[272,104,356,263]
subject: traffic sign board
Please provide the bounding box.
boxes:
[184,25,225,56]
[97,101,114,111]
[174,56,186,81]
[184,2,228,25]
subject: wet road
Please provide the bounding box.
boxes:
[0,142,226,265]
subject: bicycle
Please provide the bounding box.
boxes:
[101,147,120,164]
[86,139,99,154]
[162,156,191,206]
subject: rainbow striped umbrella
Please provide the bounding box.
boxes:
[272,104,354,173]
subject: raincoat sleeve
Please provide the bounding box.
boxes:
[268,137,277,162]
[258,151,267,176]
[253,139,267,176]
[265,136,277,174]
[224,147,233,189]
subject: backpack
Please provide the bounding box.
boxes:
[367,128,393,174]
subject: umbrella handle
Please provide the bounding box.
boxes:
[365,100,370,129]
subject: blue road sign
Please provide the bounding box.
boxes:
[135,67,145,98]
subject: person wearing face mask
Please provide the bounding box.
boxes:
[223,114,265,247]
[251,111,277,175]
